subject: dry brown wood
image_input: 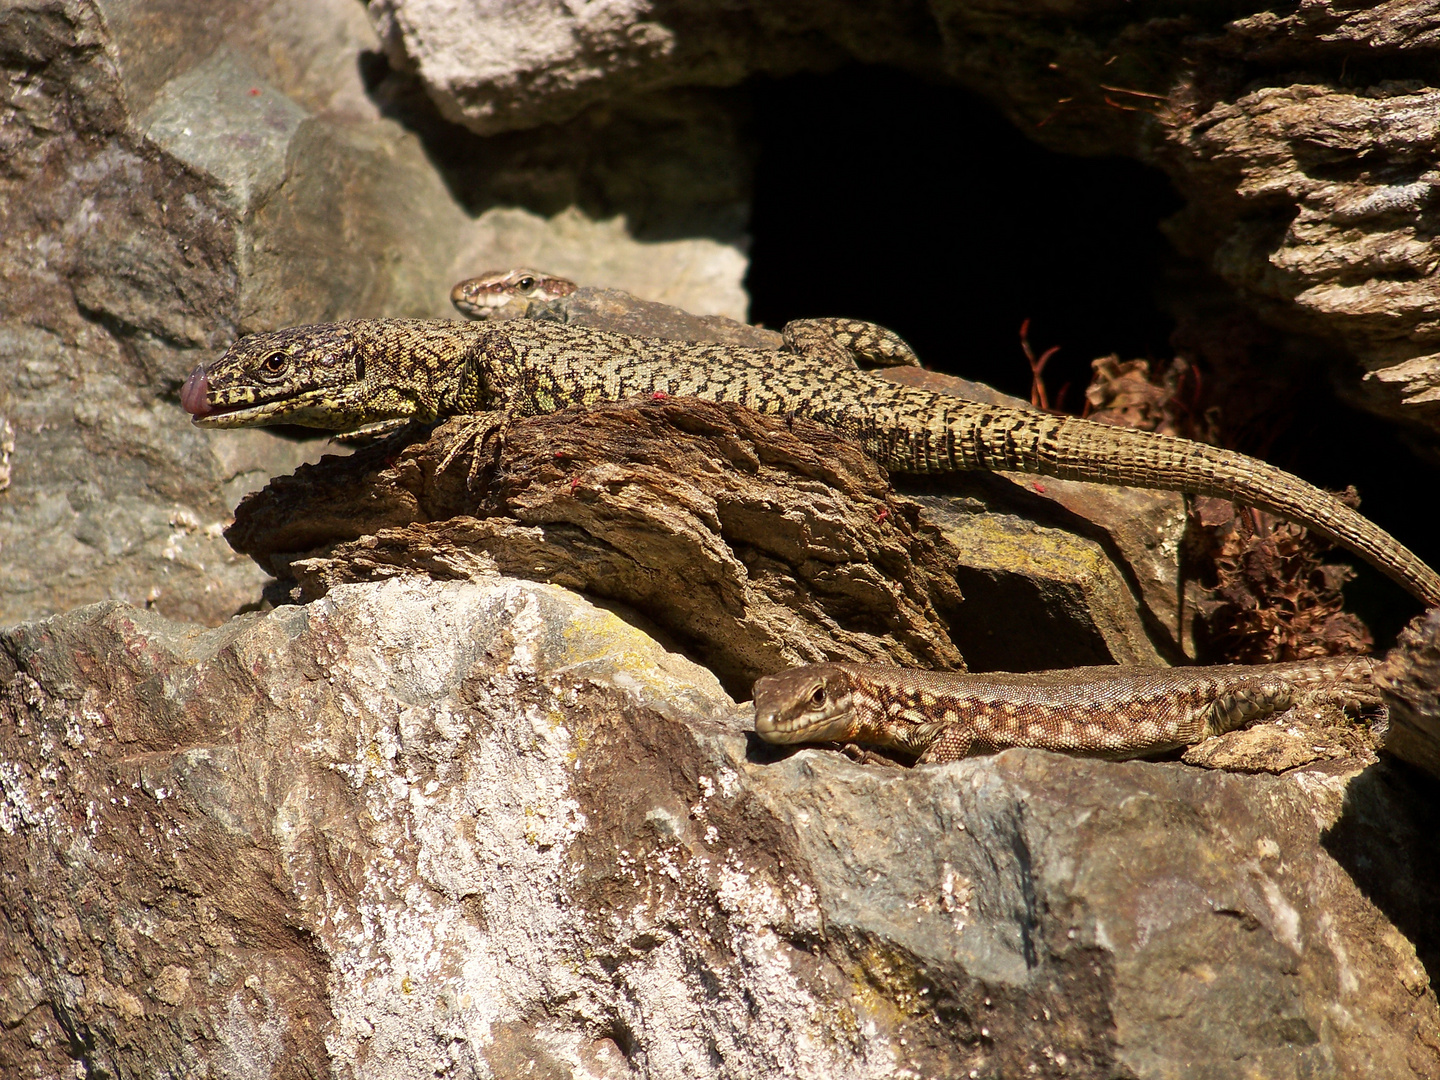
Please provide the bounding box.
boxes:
[228,398,968,693]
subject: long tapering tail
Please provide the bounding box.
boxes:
[885,394,1440,606]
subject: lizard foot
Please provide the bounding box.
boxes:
[435,412,511,493]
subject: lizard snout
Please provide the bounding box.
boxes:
[180,364,213,419]
[753,704,782,739]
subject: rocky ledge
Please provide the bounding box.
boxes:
[3,577,1438,1078]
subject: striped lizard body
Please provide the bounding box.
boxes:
[180,317,1440,605]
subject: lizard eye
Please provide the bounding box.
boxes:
[517,276,535,290]
[261,352,288,376]
[810,686,826,707]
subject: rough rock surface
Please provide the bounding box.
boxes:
[366,0,939,136]
[1377,608,1440,778]
[0,0,749,628]
[1159,76,1440,430]
[4,577,1438,1078]
[229,400,969,695]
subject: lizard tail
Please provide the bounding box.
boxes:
[925,403,1440,607]
[1041,415,1440,606]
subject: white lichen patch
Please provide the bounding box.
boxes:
[261,578,897,1077]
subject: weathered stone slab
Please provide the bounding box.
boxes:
[2,578,1435,1077]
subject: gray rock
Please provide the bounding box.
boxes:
[0,0,750,628]
[2,578,1436,1077]
[367,0,937,135]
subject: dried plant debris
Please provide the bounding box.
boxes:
[1076,355,1373,662]
[1185,497,1372,663]
[1082,354,1217,443]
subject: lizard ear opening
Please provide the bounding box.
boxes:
[355,352,365,381]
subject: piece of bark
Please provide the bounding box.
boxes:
[229,399,968,694]
[1377,608,1440,779]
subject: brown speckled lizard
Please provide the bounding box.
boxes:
[451,268,922,369]
[450,268,579,321]
[179,317,1440,605]
[752,657,1381,762]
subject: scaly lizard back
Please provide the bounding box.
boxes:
[180,318,1440,606]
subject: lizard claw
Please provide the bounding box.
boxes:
[181,364,213,419]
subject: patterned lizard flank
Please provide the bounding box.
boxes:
[179,318,1440,605]
[752,658,1381,763]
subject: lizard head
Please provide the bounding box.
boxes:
[181,320,469,430]
[182,322,367,429]
[752,664,858,745]
[450,268,577,321]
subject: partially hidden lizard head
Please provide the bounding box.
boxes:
[752,663,859,745]
[450,268,577,321]
[181,320,475,430]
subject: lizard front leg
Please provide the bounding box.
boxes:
[915,722,979,763]
[435,411,513,493]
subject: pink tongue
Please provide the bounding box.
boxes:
[180,365,212,418]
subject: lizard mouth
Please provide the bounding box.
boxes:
[180,364,335,428]
[753,706,854,744]
[180,364,218,419]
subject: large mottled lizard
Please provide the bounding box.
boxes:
[179,317,1440,604]
[752,657,1381,762]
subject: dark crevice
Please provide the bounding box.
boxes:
[744,64,1435,634]
[744,66,1185,404]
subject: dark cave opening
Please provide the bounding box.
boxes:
[743,66,1185,406]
